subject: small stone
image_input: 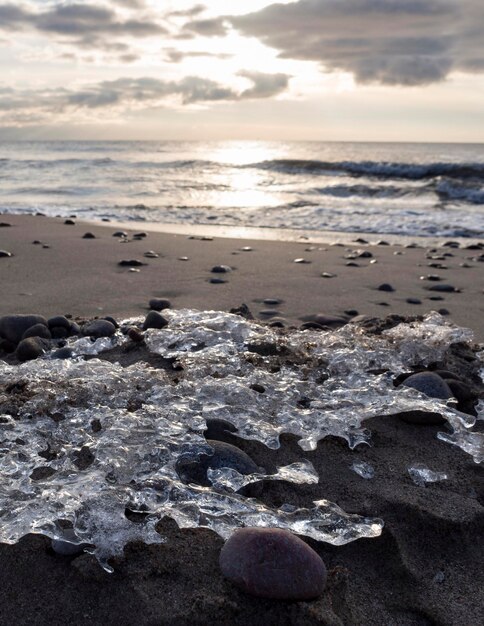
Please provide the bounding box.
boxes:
[0,250,12,258]
[0,222,11,227]
[144,251,159,258]
[346,261,359,267]
[438,308,450,316]
[219,528,327,600]
[240,246,252,251]
[133,232,147,238]
[118,259,146,267]
[211,265,232,273]
[129,268,140,273]
[149,298,171,312]
[178,256,189,261]
[91,419,102,433]
[293,258,311,264]
[420,274,441,281]
[344,309,359,316]
[426,284,459,292]
[210,278,227,284]
[143,311,168,330]
[16,337,48,361]
[82,232,96,239]
[127,327,144,343]
[376,240,390,246]
[321,272,336,278]
[259,310,280,318]
[0,314,48,344]
[312,314,348,328]
[204,419,238,443]
[403,372,453,399]
[81,320,116,338]
[176,440,259,488]
[406,298,422,305]
[263,298,281,306]
[42,245,50,249]
[32,240,42,245]
[64,219,75,225]
[428,296,444,301]
[22,324,52,341]
[48,316,72,331]
[378,283,395,292]
[112,231,128,238]
[51,347,73,360]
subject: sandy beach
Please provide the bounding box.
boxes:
[0,214,483,626]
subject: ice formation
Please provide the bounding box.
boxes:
[408,464,449,487]
[351,461,375,480]
[0,309,481,570]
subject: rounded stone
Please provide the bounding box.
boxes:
[0,250,12,257]
[149,298,171,312]
[118,259,146,267]
[313,314,348,328]
[48,315,72,331]
[378,283,394,292]
[211,265,232,273]
[219,528,327,600]
[51,347,74,360]
[112,231,128,238]
[16,337,48,362]
[143,311,168,331]
[64,219,75,225]
[82,232,96,239]
[0,314,48,344]
[22,324,52,341]
[403,372,454,400]
[175,440,259,488]
[81,320,116,338]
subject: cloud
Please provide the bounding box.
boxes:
[0,2,167,41]
[239,71,291,98]
[166,4,206,18]
[0,72,291,125]
[182,17,228,37]
[163,48,232,63]
[229,0,484,86]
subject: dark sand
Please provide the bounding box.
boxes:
[0,215,483,339]
[0,214,483,626]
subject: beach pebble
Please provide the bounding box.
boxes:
[204,419,238,443]
[300,321,324,331]
[219,528,327,601]
[51,347,74,360]
[118,259,146,267]
[144,251,159,258]
[420,274,441,281]
[406,298,422,305]
[148,298,171,312]
[133,232,147,238]
[425,284,459,292]
[210,278,227,284]
[211,265,232,273]
[64,219,75,225]
[22,324,51,341]
[143,311,168,330]
[127,327,144,343]
[16,337,48,361]
[32,240,42,245]
[378,283,395,292]
[0,314,48,344]
[259,309,280,318]
[0,249,13,258]
[346,261,359,267]
[312,314,348,328]
[403,372,454,400]
[112,231,128,238]
[321,272,336,278]
[0,222,11,227]
[82,320,116,338]
[47,316,71,331]
[263,298,282,306]
[176,440,259,488]
[82,232,96,239]
[269,319,286,328]
[438,308,450,316]
[178,256,189,261]
[293,258,311,264]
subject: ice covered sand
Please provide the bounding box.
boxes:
[0,215,483,625]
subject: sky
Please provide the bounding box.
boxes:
[0,0,483,142]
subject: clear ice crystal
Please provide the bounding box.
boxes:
[351,461,375,479]
[408,464,449,486]
[0,309,481,570]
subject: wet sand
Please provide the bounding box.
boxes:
[0,214,483,340]
[0,214,483,626]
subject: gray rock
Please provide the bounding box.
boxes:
[0,314,48,344]
[176,440,259,488]
[219,528,327,600]
[82,232,96,239]
[426,284,459,292]
[378,283,394,292]
[118,259,146,267]
[112,231,128,238]
[16,337,48,362]
[48,316,72,331]
[22,324,52,341]
[0,250,12,257]
[149,298,171,312]
[51,347,74,360]
[81,320,116,338]
[406,298,422,304]
[143,311,168,330]
[211,265,232,273]
[403,372,454,400]
[64,219,75,225]
[313,314,348,328]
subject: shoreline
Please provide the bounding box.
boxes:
[1,213,483,341]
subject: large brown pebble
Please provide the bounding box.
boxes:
[0,314,47,344]
[220,528,327,600]
[22,324,52,341]
[16,337,48,362]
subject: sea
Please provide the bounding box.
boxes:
[0,140,483,239]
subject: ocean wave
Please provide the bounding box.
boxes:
[435,180,484,205]
[250,159,484,181]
